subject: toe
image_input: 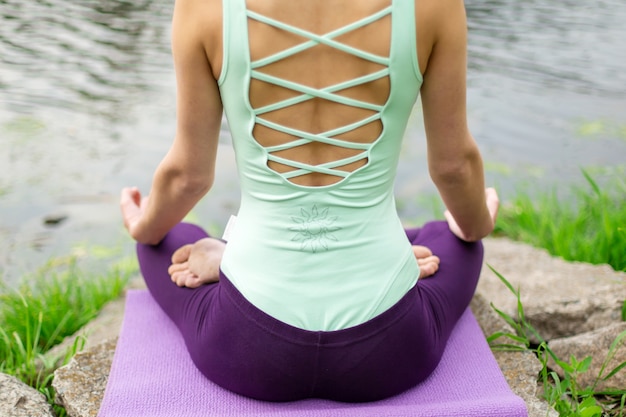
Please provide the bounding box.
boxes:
[417,255,440,279]
[185,276,207,289]
[171,244,193,264]
[172,271,192,287]
[417,255,439,264]
[418,261,439,279]
[412,245,433,259]
[168,261,188,276]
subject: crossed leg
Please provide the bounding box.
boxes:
[168,230,441,288]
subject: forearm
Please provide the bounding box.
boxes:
[430,144,493,242]
[134,154,212,245]
[417,0,497,242]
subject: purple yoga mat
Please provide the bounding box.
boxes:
[98,290,527,417]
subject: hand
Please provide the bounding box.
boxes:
[444,187,499,242]
[120,187,149,242]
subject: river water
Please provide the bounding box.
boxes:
[1,0,625,285]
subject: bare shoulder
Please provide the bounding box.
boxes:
[172,0,223,79]
[414,0,466,75]
[201,0,223,79]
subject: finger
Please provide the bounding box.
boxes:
[120,188,140,211]
[443,210,468,241]
[485,188,500,222]
[119,187,132,207]
[140,194,150,211]
[129,187,141,206]
[121,187,138,204]
[120,194,140,229]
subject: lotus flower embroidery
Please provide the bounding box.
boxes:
[289,205,340,252]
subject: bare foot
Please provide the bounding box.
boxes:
[412,245,440,279]
[167,238,226,288]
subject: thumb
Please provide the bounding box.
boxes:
[485,187,500,222]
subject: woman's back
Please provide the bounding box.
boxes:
[216,0,424,330]
[246,0,392,187]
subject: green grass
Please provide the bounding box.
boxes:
[488,266,626,417]
[494,170,626,272]
[0,257,133,416]
[487,170,625,415]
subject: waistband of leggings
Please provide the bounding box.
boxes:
[218,269,417,347]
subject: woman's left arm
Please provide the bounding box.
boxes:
[121,0,223,245]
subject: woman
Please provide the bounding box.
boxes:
[121,0,499,402]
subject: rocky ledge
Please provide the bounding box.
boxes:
[2,237,624,417]
[480,238,626,393]
[0,373,55,417]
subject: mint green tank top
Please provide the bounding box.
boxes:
[218,0,424,331]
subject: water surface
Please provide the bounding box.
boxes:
[1,0,625,284]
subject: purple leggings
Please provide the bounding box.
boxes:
[137,221,483,402]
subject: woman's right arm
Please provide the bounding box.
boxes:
[418,0,498,242]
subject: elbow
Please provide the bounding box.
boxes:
[429,145,481,187]
[178,172,214,197]
[429,158,472,188]
[158,161,214,198]
[459,228,489,243]
[137,233,164,247]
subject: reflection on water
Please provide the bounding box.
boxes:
[466,0,626,96]
[1,0,625,284]
[1,0,171,120]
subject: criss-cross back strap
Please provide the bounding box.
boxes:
[252,69,389,115]
[247,5,392,179]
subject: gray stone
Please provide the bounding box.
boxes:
[494,350,558,417]
[52,339,116,417]
[548,322,626,391]
[0,373,55,417]
[470,294,557,417]
[49,279,144,417]
[471,292,524,347]
[478,237,626,341]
